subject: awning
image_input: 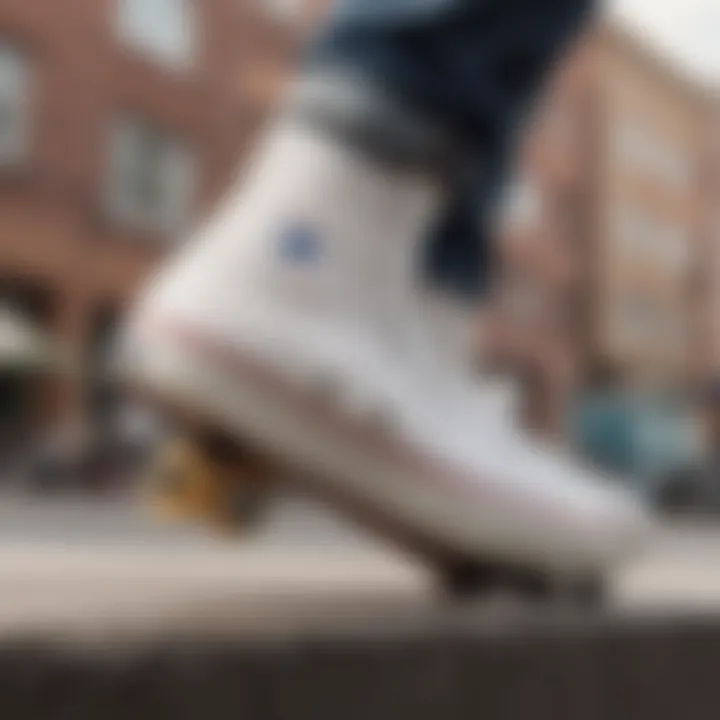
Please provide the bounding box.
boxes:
[0,308,68,372]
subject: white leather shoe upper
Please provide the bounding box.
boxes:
[127,117,649,561]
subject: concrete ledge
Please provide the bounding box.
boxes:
[1,612,719,720]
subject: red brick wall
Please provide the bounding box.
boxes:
[0,0,252,430]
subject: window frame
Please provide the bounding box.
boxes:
[106,114,197,238]
[116,0,198,71]
[0,41,32,168]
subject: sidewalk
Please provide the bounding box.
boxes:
[0,490,720,639]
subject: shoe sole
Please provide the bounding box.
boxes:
[126,316,635,577]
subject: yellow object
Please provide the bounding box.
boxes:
[144,437,271,534]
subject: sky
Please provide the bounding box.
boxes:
[612,0,720,84]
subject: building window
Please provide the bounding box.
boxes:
[117,0,196,69]
[107,117,196,236]
[613,295,682,354]
[264,0,305,22]
[662,312,687,353]
[0,44,30,166]
[614,207,649,256]
[613,295,649,350]
[658,225,689,273]
[501,177,543,233]
[614,207,689,274]
[613,118,691,191]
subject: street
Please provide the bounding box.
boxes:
[1,492,720,639]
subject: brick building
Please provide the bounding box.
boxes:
[591,26,711,385]
[489,37,600,432]
[694,94,720,382]
[492,24,718,432]
[0,0,265,443]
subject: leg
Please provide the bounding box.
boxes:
[309,0,598,297]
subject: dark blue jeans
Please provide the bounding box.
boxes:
[309,0,597,298]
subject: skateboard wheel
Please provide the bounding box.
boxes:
[144,436,273,534]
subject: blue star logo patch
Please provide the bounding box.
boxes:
[279,222,322,264]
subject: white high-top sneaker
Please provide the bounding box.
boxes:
[123,115,649,577]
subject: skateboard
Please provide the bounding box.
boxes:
[142,419,606,604]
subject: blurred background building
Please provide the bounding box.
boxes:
[0,0,716,472]
[492,24,719,435]
[0,0,253,453]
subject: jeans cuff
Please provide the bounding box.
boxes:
[286,66,462,176]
